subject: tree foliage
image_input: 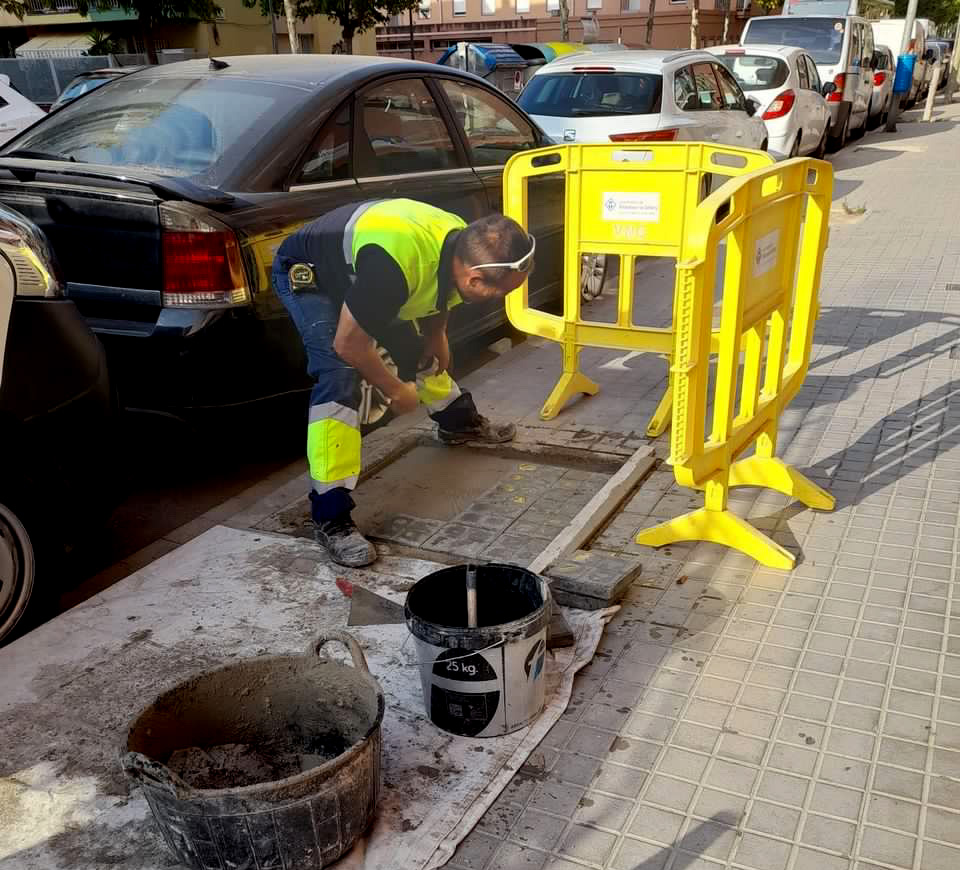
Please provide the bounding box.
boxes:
[753,0,783,13]
[893,0,960,28]
[243,0,423,53]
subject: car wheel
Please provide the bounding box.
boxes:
[813,128,828,159]
[0,501,36,645]
[850,113,867,140]
[580,254,607,302]
[827,114,848,151]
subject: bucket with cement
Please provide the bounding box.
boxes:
[404,563,550,738]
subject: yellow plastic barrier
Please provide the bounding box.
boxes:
[635,157,835,570]
[502,143,774,434]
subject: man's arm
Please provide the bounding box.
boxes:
[419,310,451,373]
[333,304,420,415]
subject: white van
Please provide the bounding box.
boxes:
[871,18,934,106]
[741,14,875,149]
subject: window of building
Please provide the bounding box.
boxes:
[547,0,560,11]
[453,0,466,14]
[356,79,457,177]
[586,0,602,8]
[482,0,495,13]
[516,0,530,11]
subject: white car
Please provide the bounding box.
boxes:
[708,45,831,159]
[0,76,43,146]
[517,49,767,150]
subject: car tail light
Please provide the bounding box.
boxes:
[874,71,887,86]
[827,74,845,102]
[160,204,249,308]
[609,128,678,142]
[762,90,796,119]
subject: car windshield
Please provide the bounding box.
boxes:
[715,54,790,91]
[4,73,312,186]
[743,18,845,65]
[519,72,662,117]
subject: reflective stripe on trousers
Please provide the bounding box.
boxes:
[308,402,361,495]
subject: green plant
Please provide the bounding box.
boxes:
[85,27,119,55]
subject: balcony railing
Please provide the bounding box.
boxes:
[26,0,121,13]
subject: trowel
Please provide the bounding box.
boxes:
[334,577,575,647]
[336,578,405,626]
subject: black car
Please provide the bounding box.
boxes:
[0,56,565,417]
[0,204,115,643]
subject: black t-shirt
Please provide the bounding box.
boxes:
[275,201,457,340]
[346,245,409,338]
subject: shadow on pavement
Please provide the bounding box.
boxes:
[628,814,741,870]
[807,378,960,510]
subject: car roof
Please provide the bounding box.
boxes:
[708,43,802,57]
[126,54,445,89]
[536,48,716,74]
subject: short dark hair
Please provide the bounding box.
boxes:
[455,214,531,284]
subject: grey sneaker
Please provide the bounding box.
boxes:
[314,516,377,568]
[438,414,517,446]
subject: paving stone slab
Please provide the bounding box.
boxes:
[544,550,644,610]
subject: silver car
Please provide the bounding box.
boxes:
[868,45,895,130]
[517,49,768,150]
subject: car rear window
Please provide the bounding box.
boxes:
[715,54,790,91]
[4,73,312,185]
[518,72,662,117]
[742,17,845,65]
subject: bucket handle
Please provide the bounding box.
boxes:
[121,751,193,798]
[312,630,371,675]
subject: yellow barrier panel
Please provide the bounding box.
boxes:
[502,143,774,434]
[635,157,835,570]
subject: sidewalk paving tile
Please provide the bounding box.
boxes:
[441,101,960,870]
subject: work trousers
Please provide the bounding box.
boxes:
[273,258,477,523]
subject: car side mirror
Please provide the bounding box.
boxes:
[745,97,760,117]
[822,81,837,97]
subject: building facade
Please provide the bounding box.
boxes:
[377,0,754,62]
[0,0,373,61]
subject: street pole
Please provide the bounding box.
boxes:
[923,61,941,120]
[408,7,415,59]
[268,0,278,54]
[885,0,918,132]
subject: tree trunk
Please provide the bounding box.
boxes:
[559,0,569,42]
[140,21,158,65]
[722,6,730,43]
[645,0,655,45]
[342,26,354,54]
[688,0,699,50]
[283,0,300,53]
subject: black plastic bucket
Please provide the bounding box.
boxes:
[405,563,550,738]
[122,632,383,870]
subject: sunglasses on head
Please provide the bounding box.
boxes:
[471,233,536,275]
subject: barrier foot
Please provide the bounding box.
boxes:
[728,457,835,511]
[646,385,672,438]
[539,372,599,421]
[635,508,796,570]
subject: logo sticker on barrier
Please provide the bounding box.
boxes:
[753,229,780,277]
[602,191,660,222]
